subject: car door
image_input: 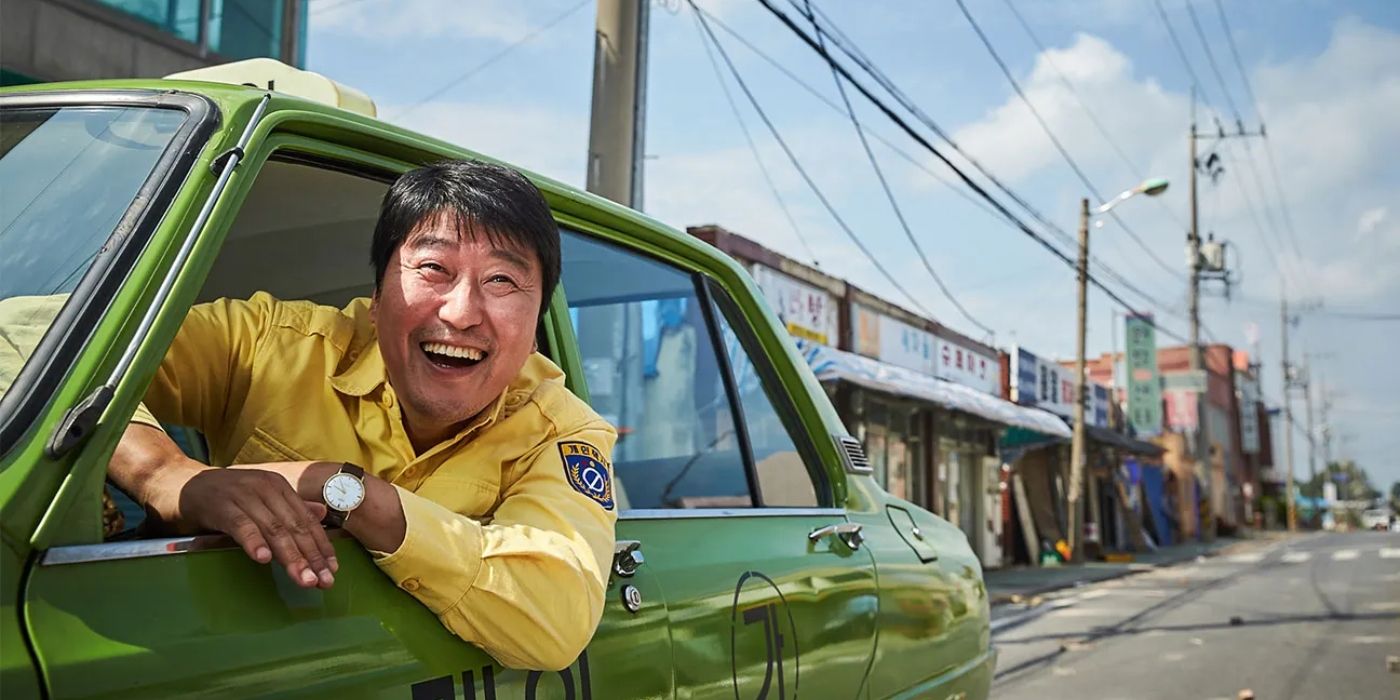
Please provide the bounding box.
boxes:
[559,230,879,700]
[20,116,672,699]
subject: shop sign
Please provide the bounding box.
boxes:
[751,264,838,345]
[934,337,999,395]
[1237,372,1261,454]
[1164,389,1198,432]
[1125,313,1163,437]
[850,304,935,375]
[1010,345,1108,426]
[1011,346,1038,404]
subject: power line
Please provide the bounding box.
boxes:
[388,0,591,121]
[1154,0,1213,106]
[1183,0,1243,127]
[752,0,1199,345]
[689,9,820,267]
[1001,0,1190,236]
[1211,0,1263,121]
[688,0,936,317]
[799,0,996,340]
[779,0,1189,324]
[954,0,1184,283]
[692,6,1015,229]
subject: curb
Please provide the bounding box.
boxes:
[987,542,1240,608]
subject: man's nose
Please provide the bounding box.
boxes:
[438,280,484,330]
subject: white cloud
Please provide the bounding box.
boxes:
[945,33,1181,184]
[382,101,588,187]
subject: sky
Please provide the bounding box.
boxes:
[304,0,1400,491]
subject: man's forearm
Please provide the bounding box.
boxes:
[108,423,210,532]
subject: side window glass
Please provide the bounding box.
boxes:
[707,285,820,508]
[560,232,753,510]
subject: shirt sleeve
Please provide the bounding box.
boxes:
[133,294,274,448]
[0,294,69,402]
[373,419,619,671]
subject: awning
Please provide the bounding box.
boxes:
[1084,424,1165,457]
[798,342,1071,439]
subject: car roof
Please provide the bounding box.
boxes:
[0,77,749,285]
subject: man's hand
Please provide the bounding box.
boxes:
[109,424,338,590]
[176,467,338,589]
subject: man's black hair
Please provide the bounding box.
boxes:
[371,160,560,318]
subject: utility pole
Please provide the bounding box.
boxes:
[1067,197,1090,563]
[1187,93,1213,540]
[1280,297,1297,531]
[586,0,650,207]
[1302,358,1318,500]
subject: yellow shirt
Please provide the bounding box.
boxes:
[1,292,618,671]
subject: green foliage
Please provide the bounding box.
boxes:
[1304,460,1380,502]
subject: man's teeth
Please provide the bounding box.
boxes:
[422,342,484,361]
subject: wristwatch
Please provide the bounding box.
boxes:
[321,463,367,528]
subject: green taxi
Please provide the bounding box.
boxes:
[0,60,993,699]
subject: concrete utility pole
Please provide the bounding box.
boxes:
[1067,197,1091,563]
[586,0,650,207]
[1187,99,1213,540]
[1280,296,1297,531]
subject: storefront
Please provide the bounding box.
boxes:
[800,341,1069,568]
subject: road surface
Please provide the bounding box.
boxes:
[990,531,1400,699]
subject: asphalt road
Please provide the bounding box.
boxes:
[989,531,1400,700]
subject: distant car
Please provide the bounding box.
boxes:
[1360,509,1394,531]
[0,60,994,699]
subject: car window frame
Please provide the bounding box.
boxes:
[554,228,837,518]
[0,89,219,458]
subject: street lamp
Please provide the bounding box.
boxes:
[1067,178,1169,563]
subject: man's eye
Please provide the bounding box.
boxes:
[488,274,518,286]
[419,262,448,273]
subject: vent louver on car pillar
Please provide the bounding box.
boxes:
[835,435,872,474]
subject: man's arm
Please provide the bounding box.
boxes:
[370,420,619,671]
[110,423,339,589]
[109,293,340,588]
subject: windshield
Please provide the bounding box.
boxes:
[0,105,188,403]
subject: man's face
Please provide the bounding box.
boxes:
[372,213,543,446]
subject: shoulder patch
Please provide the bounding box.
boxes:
[558,441,615,511]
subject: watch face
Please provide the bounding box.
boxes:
[323,472,366,512]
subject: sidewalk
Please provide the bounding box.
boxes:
[985,536,1252,607]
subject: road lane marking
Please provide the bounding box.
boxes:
[1332,549,1359,561]
[1228,552,1265,563]
[1281,551,1311,563]
[1380,548,1400,559]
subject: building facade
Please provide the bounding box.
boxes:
[3,0,308,86]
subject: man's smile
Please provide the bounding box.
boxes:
[420,341,487,369]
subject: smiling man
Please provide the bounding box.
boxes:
[107,160,618,671]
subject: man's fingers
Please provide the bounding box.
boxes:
[263,490,334,588]
[241,496,319,588]
[301,500,339,574]
[227,513,273,563]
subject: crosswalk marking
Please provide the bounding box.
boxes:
[1228,553,1265,563]
[1281,551,1311,563]
[1332,549,1359,561]
[1380,548,1400,559]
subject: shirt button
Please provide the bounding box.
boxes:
[379,393,395,409]
[401,578,421,592]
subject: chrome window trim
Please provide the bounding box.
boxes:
[619,507,844,521]
[41,529,350,566]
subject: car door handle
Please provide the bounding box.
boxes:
[808,522,864,550]
[613,539,645,577]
